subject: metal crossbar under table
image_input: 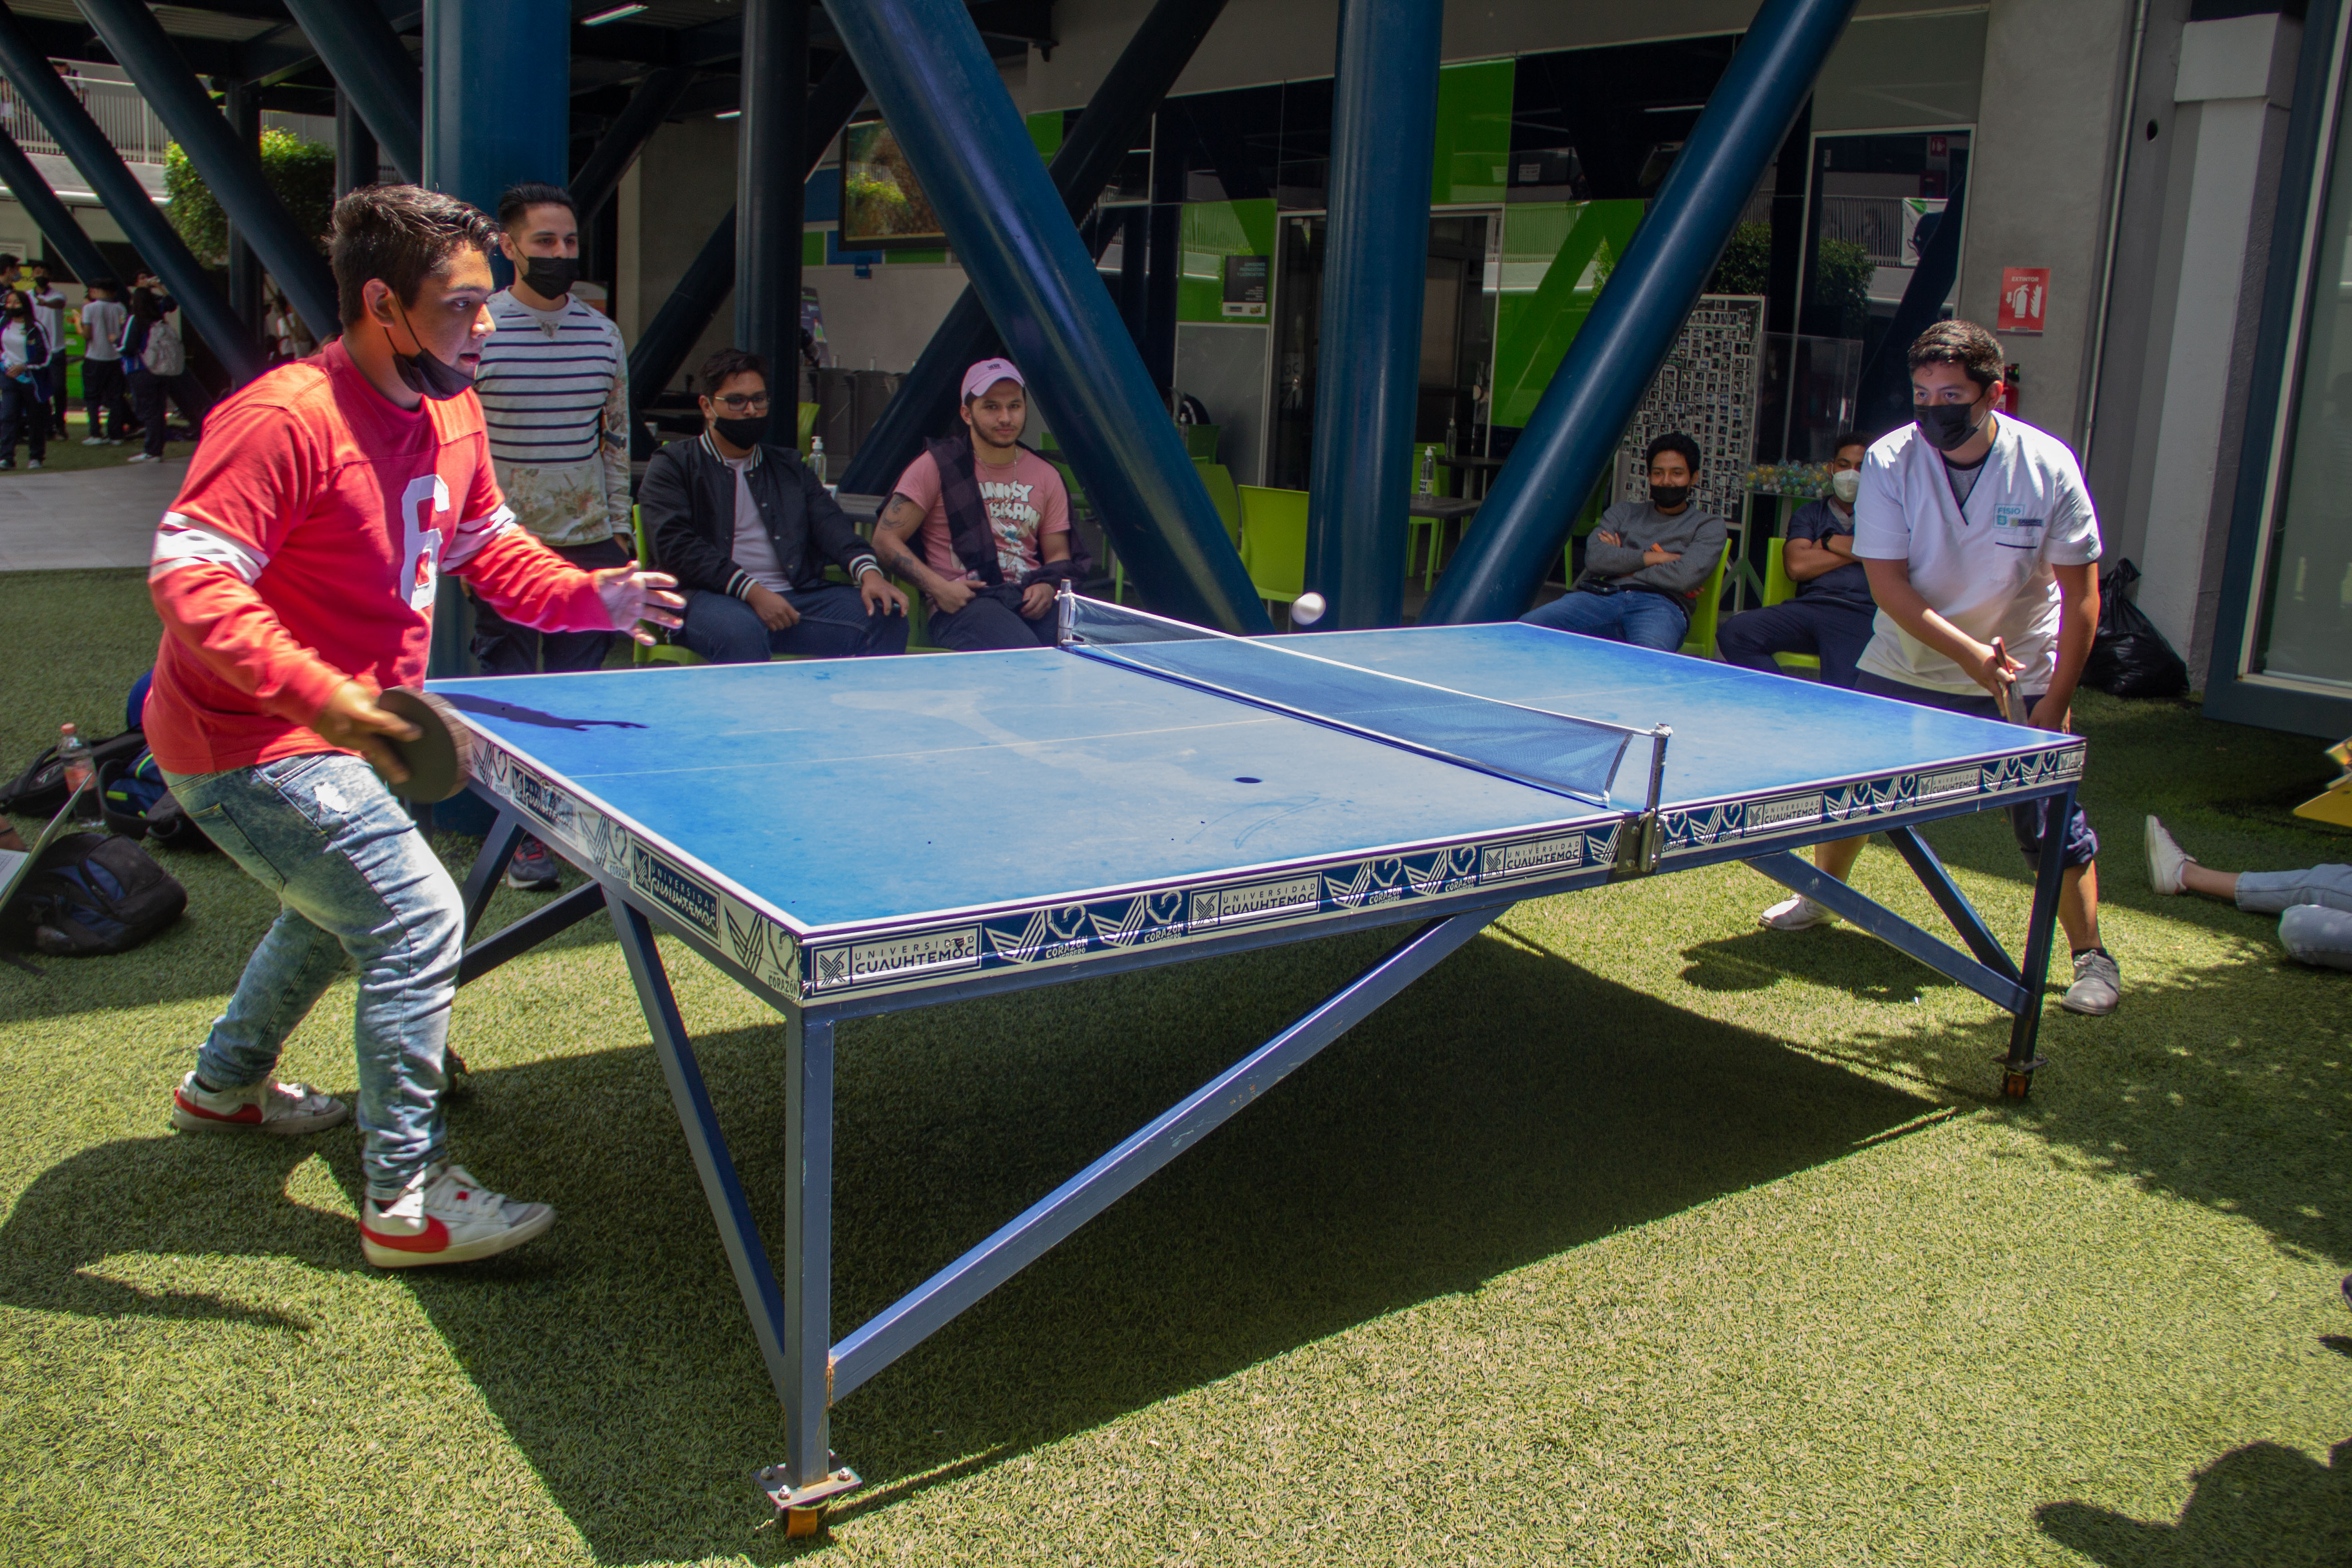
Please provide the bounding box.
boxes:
[451,762,2077,1524]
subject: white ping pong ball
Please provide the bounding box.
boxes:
[1292,592,1327,625]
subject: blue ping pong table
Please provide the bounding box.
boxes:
[434,594,2083,1525]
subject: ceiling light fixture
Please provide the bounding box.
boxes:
[716,109,742,119]
[582,4,649,26]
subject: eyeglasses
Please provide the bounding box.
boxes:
[710,392,769,413]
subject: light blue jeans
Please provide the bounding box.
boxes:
[166,753,461,1198]
[1522,588,1690,651]
[2237,864,2352,971]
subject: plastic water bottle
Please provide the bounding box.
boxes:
[1418,447,1435,495]
[809,435,826,486]
[57,722,96,822]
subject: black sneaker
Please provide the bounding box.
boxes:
[504,834,563,892]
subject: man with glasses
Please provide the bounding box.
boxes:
[642,346,907,662]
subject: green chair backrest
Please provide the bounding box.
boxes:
[1182,423,1221,461]
[1679,540,1734,658]
[797,401,819,454]
[1236,485,1309,603]
[1193,460,1241,546]
[1764,535,1798,608]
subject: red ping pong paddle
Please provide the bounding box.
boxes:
[372,687,472,802]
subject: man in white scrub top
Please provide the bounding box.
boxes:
[1756,319,2118,1016]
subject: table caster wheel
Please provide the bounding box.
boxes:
[2002,1069,2033,1101]
[784,1504,827,1538]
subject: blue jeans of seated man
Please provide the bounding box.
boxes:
[927,582,1058,651]
[1714,597,1878,688]
[2236,864,2352,970]
[679,583,909,662]
[1521,587,1689,651]
[164,753,462,1202]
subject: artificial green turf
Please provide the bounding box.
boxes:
[1,567,2348,1565]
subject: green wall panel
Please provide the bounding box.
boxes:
[1491,200,1646,427]
[1431,59,1512,206]
[1175,198,1278,323]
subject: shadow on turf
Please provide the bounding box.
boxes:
[2036,1437,2352,1565]
[0,928,1943,1562]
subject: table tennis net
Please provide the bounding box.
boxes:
[1058,594,1637,806]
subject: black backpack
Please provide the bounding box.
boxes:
[3,833,187,956]
[0,728,148,817]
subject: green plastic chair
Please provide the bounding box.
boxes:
[797,401,819,455]
[1761,538,1822,672]
[1237,485,1309,612]
[1678,540,1734,660]
[1192,460,1241,546]
[1182,423,1220,461]
[631,505,706,667]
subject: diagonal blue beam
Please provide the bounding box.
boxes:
[0,120,112,289]
[822,0,1269,634]
[76,0,342,344]
[0,7,266,382]
[833,0,1232,500]
[1303,0,1442,630]
[281,0,424,185]
[1421,0,1859,625]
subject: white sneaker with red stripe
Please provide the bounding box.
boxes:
[359,1162,555,1268]
[170,1071,348,1135]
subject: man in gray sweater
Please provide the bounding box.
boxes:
[1522,432,1728,651]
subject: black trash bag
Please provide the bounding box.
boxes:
[2082,559,2189,699]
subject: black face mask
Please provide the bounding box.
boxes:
[712,412,770,448]
[391,299,475,402]
[1916,397,1988,452]
[519,255,580,300]
[1649,483,1691,510]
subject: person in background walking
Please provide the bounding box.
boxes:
[27,266,69,439]
[120,289,172,463]
[0,286,53,470]
[75,277,127,446]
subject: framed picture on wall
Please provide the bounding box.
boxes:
[839,119,948,250]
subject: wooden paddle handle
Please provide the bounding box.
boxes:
[1989,637,2017,724]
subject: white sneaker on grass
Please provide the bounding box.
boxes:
[171,1070,348,1135]
[1759,892,1838,930]
[79,435,103,446]
[2145,815,2193,895]
[360,1162,554,1268]
[124,451,157,463]
[2061,949,2122,1016]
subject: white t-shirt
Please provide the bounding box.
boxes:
[79,298,122,362]
[29,288,63,352]
[1852,414,2102,694]
[725,452,793,595]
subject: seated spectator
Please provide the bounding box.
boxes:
[1521,432,1727,652]
[1715,431,1875,686]
[2146,816,2351,971]
[870,358,1079,650]
[642,346,908,663]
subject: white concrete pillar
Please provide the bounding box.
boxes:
[2140,12,2301,655]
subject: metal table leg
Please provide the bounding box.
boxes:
[2003,783,2076,1099]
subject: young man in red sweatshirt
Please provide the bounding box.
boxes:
[147,185,683,1267]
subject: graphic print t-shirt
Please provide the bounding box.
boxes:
[892,444,1070,594]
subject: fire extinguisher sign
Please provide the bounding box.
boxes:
[1997,267,2048,335]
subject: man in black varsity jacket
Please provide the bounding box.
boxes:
[643,347,907,662]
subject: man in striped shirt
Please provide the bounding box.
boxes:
[471,181,632,677]
[471,182,635,889]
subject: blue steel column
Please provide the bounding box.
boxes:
[571,67,696,222]
[75,0,341,343]
[225,82,263,333]
[421,0,569,684]
[833,0,1231,499]
[1421,0,1859,625]
[282,0,424,184]
[737,0,807,391]
[0,9,265,381]
[336,92,380,197]
[0,122,111,289]
[823,0,1266,633]
[1303,0,1442,629]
